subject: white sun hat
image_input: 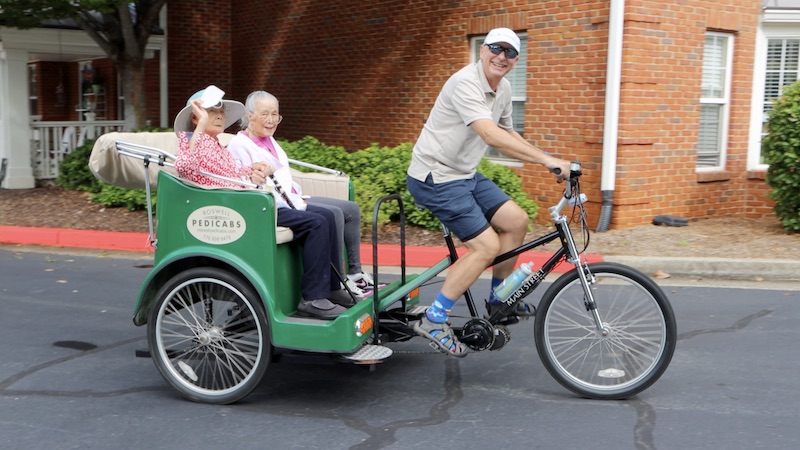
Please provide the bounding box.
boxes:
[173,85,245,134]
[484,27,521,53]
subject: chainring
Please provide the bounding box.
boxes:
[460,318,496,351]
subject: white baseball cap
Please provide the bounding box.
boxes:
[484,27,521,53]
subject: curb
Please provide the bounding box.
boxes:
[4,226,798,282]
[604,255,800,283]
[0,226,155,252]
[0,225,600,274]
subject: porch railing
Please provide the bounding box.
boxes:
[30,120,127,179]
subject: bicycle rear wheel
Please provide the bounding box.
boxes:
[147,267,270,404]
[534,262,676,399]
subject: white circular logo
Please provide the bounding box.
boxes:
[186,206,246,245]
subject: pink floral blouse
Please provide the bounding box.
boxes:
[175,131,253,188]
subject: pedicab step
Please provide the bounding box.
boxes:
[339,344,394,364]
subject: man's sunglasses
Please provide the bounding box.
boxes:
[486,43,519,59]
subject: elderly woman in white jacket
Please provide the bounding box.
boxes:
[227,90,380,296]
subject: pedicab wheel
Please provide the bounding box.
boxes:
[534,262,676,400]
[147,267,270,404]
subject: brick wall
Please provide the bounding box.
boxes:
[165,0,773,229]
[144,54,162,125]
[35,61,72,120]
[167,0,234,129]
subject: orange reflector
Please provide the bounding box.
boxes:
[355,313,373,337]
[409,287,420,299]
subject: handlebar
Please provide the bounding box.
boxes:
[548,161,584,222]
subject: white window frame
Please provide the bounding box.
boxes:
[697,32,734,170]
[470,33,527,166]
[117,72,126,121]
[749,15,800,171]
[28,63,38,118]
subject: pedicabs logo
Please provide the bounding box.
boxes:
[187,206,246,245]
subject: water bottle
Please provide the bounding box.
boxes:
[493,262,534,302]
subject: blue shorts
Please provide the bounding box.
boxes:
[407,173,510,241]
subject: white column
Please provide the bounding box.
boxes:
[0,46,35,188]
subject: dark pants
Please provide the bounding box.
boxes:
[277,204,342,300]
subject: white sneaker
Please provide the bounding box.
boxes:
[348,272,385,290]
[344,279,369,298]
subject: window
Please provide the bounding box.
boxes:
[761,38,800,163]
[28,64,38,117]
[471,33,527,160]
[697,32,733,169]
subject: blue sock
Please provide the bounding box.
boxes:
[489,277,504,304]
[426,292,456,323]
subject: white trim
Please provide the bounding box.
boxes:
[748,26,769,171]
[763,10,800,23]
[697,32,734,171]
[0,26,165,61]
[748,12,800,170]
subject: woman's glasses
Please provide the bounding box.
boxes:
[486,43,519,59]
[258,112,283,124]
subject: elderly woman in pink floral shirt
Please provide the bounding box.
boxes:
[173,86,268,187]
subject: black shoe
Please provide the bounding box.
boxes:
[486,300,536,325]
[329,289,357,307]
[296,299,346,320]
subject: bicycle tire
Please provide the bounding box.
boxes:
[147,267,271,404]
[534,262,676,399]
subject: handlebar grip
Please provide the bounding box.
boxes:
[550,168,562,175]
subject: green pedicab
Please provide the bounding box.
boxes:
[89,132,676,405]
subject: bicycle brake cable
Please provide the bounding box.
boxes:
[570,178,590,253]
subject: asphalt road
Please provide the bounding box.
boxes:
[1,248,798,450]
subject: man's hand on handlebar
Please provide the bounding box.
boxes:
[545,158,571,182]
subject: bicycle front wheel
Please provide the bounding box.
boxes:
[534,262,676,399]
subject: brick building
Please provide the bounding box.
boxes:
[3,0,799,229]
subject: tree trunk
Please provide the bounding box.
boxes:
[118,60,147,130]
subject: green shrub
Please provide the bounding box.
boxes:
[56,139,102,193]
[280,136,352,174]
[348,143,418,228]
[763,81,800,232]
[91,184,154,211]
[56,133,155,211]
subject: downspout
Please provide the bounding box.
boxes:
[596,0,625,232]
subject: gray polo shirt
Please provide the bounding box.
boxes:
[408,62,514,183]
